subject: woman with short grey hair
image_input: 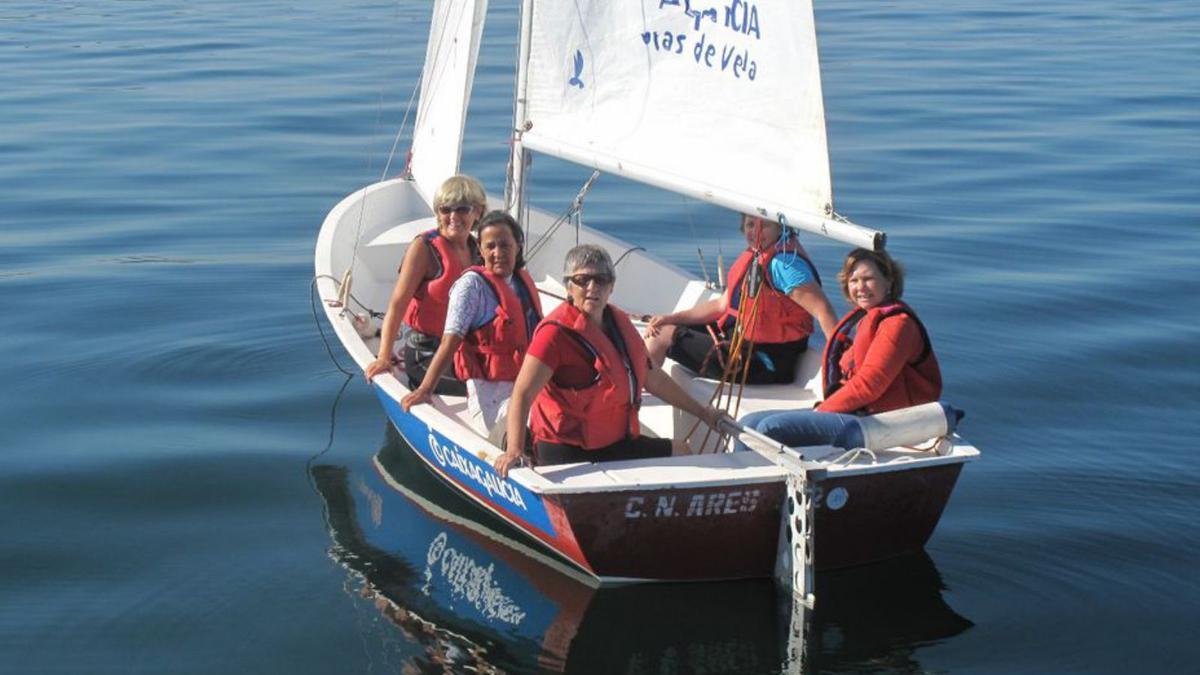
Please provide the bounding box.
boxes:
[496,244,726,477]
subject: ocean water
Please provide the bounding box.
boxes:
[2,1,1198,673]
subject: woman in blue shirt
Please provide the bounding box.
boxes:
[645,215,836,384]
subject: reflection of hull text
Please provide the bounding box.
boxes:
[624,489,762,519]
[424,533,526,626]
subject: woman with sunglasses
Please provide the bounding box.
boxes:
[495,244,727,477]
[365,175,486,395]
[644,214,837,384]
[398,211,543,439]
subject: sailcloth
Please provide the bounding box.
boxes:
[521,0,833,228]
[410,0,489,202]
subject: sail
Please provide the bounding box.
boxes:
[520,0,837,235]
[409,0,489,203]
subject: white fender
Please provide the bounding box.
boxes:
[856,402,959,451]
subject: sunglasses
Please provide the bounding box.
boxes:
[564,273,614,288]
[437,204,475,215]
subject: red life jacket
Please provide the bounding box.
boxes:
[719,237,820,344]
[821,302,942,414]
[529,302,649,450]
[402,229,473,336]
[452,267,544,382]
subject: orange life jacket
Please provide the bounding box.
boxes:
[719,238,820,344]
[529,302,648,450]
[821,302,942,414]
[402,229,473,336]
[452,267,544,382]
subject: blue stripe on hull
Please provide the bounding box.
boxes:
[374,387,556,537]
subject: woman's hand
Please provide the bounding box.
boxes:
[644,313,674,338]
[400,386,433,411]
[494,447,528,478]
[364,356,394,382]
[700,406,734,432]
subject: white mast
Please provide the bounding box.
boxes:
[505,0,535,223]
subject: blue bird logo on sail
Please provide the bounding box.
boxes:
[568,49,585,89]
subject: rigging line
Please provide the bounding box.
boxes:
[613,246,645,268]
[534,286,657,322]
[524,202,578,262]
[681,193,700,242]
[680,194,714,285]
[382,0,458,179]
[716,261,764,426]
[830,448,878,466]
[302,371,353,635]
[311,276,358,377]
[345,9,430,300]
[687,265,762,454]
[349,0,463,291]
[313,273,385,319]
[305,371,354,489]
[380,69,423,180]
[525,171,601,262]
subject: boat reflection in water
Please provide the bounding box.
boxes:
[311,427,972,673]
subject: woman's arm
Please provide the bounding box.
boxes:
[645,296,727,337]
[496,355,555,477]
[365,239,432,380]
[788,282,838,339]
[399,333,464,410]
[643,367,722,430]
[400,273,488,408]
[817,316,923,413]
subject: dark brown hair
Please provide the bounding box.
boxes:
[472,210,525,270]
[837,248,905,303]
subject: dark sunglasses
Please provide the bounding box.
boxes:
[437,204,474,215]
[564,272,614,288]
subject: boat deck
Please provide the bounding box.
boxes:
[332,187,977,497]
[363,317,977,495]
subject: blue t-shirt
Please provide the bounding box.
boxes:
[767,250,818,294]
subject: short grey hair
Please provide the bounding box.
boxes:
[563,244,615,278]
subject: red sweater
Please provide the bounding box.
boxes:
[818,305,942,414]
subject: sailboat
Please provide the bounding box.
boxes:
[314,0,980,597]
[309,429,973,672]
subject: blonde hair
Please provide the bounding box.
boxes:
[432,175,487,211]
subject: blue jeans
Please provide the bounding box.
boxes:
[734,409,864,452]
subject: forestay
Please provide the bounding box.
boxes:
[409,0,489,203]
[519,1,880,247]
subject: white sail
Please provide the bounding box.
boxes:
[409,0,489,203]
[517,0,881,247]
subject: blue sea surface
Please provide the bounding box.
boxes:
[2,1,1198,672]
